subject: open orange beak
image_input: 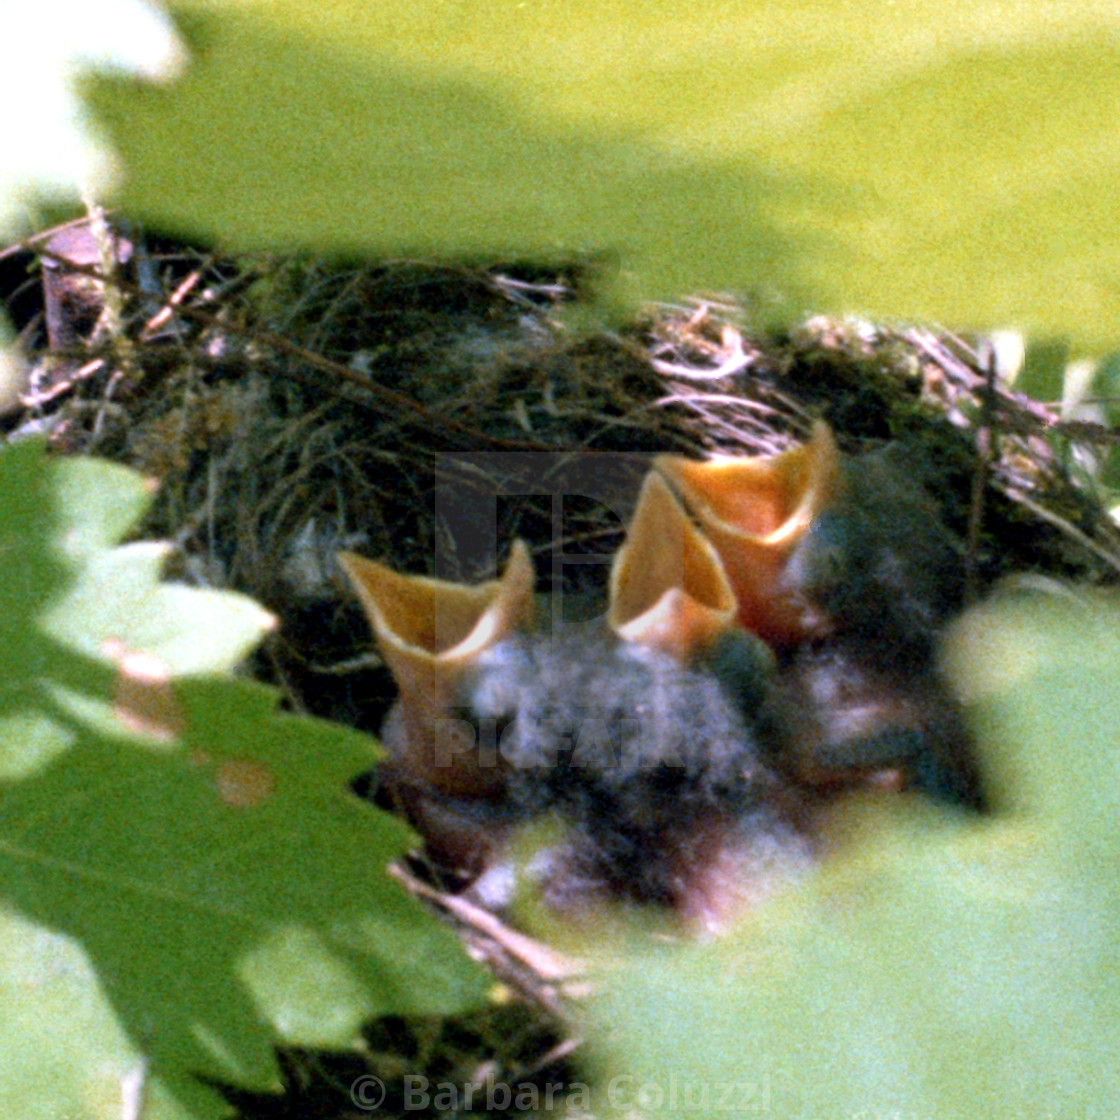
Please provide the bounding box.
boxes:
[653,422,842,648]
[338,542,535,799]
[608,472,739,662]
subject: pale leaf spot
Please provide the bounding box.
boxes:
[103,641,183,743]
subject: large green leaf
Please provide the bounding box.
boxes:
[85,0,1120,340]
[0,440,488,1119]
[580,589,1120,1118]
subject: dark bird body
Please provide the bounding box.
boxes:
[459,626,810,926]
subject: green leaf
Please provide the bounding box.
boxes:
[43,542,275,674]
[0,440,489,1118]
[85,0,1120,341]
[44,453,274,675]
[0,906,229,1120]
[1,679,485,1100]
[580,590,1120,1119]
[1014,338,1070,406]
[0,0,184,235]
[0,441,270,772]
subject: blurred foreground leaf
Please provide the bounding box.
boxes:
[0,0,184,235]
[0,440,487,1120]
[87,0,1120,341]
[581,589,1120,1118]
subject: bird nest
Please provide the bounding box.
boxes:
[5,221,1120,1117]
[7,232,1119,728]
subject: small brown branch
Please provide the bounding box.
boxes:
[387,862,585,985]
[964,341,998,602]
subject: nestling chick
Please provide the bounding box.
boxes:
[764,640,982,807]
[654,423,963,649]
[655,424,983,808]
[338,539,536,878]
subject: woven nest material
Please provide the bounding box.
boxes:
[7,237,1119,732]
